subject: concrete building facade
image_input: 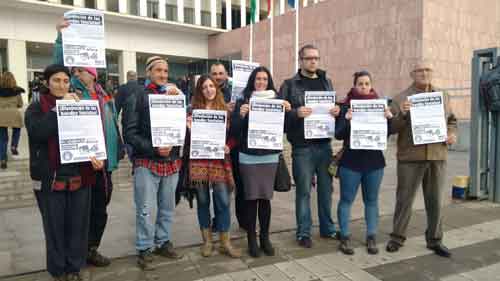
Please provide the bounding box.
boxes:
[208,0,500,121]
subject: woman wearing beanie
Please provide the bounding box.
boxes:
[0,72,25,169]
[334,71,393,255]
[25,64,104,281]
[230,67,291,257]
[185,75,241,258]
[53,18,123,267]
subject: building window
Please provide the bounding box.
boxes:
[166,4,177,21]
[184,7,194,24]
[201,11,210,27]
[147,0,159,19]
[61,0,74,5]
[85,0,96,9]
[107,0,119,12]
[129,0,139,15]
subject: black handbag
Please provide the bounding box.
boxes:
[274,154,291,192]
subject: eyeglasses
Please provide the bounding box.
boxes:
[301,57,320,62]
[413,68,432,73]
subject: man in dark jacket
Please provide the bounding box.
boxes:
[279,44,340,248]
[122,56,183,271]
[116,71,141,116]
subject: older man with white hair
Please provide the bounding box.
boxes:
[386,61,458,258]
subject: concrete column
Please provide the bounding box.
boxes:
[194,0,201,25]
[74,0,85,7]
[119,51,137,84]
[210,0,217,28]
[7,40,28,96]
[177,0,184,23]
[225,0,232,30]
[279,0,285,15]
[240,0,246,27]
[303,0,308,7]
[158,0,166,19]
[97,0,107,10]
[139,0,147,17]
[119,0,128,13]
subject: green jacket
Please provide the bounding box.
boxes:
[53,33,122,172]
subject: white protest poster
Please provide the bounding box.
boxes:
[304,91,336,139]
[231,60,260,101]
[62,9,106,68]
[56,100,107,164]
[190,110,227,159]
[408,92,447,145]
[248,98,285,150]
[350,99,388,150]
[149,94,186,147]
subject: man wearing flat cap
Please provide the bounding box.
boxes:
[386,61,457,258]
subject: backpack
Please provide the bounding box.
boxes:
[479,61,500,111]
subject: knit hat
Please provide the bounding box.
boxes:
[82,67,98,79]
[146,56,168,72]
[43,64,71,81]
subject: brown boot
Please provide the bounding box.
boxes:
[200,228,213,257]
[218,232,241,258]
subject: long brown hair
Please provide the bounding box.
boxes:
[0,72,17,89]
[191,75,226,110]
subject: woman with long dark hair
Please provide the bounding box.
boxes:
[334,70,393,255]
[231,67,291,257]
[187,75,241,258]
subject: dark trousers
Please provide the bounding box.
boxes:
[246,199,271,236]
[88,172,113,249]
[231,150,247,230]
[390,161,446,247]
[35,184,91,278]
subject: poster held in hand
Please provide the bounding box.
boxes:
[190,110,227,159]
[408,92,447,145]
[304,91,336,139]
[231,60,260,101]
[149,94,186,147]
[350,99,387,150]
[248,98,285,150]
[56,100,107,164]
[62,9,106,68]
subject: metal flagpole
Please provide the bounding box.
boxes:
[270,0,274,75]
[295,0,299,71]
[250,22,253,62]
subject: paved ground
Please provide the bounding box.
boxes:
[0,130,485,281]
[2,201,499,281]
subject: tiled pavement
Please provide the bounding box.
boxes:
[2,201,500,281]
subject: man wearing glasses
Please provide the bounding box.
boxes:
[279,44,340,248]
[386,62,457,258]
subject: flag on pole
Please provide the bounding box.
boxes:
[250,0,257,23]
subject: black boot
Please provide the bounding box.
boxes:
[339,236,354,255]
[247,231,261,258]
[259,233,275,256]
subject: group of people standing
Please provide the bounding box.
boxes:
[24,16,458,281]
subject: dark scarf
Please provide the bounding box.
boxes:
[343,87,379,105]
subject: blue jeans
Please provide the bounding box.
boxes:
[0,127,20,161]
[133,167,179,252]
[195,184,231,232]
[292,143,336,239]
[337,166,384,238]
